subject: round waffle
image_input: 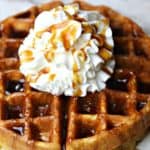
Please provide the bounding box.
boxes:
[0,1,150,150]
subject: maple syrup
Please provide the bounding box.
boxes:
[61,96,69,150]
[77,95,98,114]
[136,101,147,111]
[15,11,31,19]
[6,104,24,119]
[10,27,28,39]
[5,79,24,95]
[31,124,41,141]
[76,123,95,138]
[137,82,150,94]
[107,99,125,115]
[33,104,49,117]
[107,77,128,91]
[107,121,115,130]
[11,125,24,136]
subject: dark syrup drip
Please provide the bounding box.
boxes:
[137,82,150,94]
[107,122,115,130]
[112,28,124,36]
[6,48,19,58]
[79,128,95,138]
[31,124,49,142]
[6,105,24,119]
[107,77,128,91]
[76,124,96,139]
[77,96,97,114]
[107,100,124,115]
[114,44,128,55]
[9,27,29,38]
[15,11,31,18]
[136,101,147,111]
[5,79,24,95]
[61,96,69,150]
[34,104,49,117]
[0,30,2,37]
[11,126,24,136]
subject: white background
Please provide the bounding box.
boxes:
[0,0,150,149]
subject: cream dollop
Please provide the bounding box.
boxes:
[19,4,115,96]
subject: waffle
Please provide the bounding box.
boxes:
[0,0,150,150]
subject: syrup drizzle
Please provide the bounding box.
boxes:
[106,77,128,91]
[6,105,24,119]
[76,125,96,139]
[61,96,69,150]
[137,82,150,94]
[107,100,125,115]
[77,96,97,114]
[11,126,24,136]
[34,104,49,117]
[5,79,24,95]
[136,101,147,111]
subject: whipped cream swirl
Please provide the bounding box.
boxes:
[19,4,115,96]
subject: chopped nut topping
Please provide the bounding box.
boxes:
[49,74,56,81]
[99,48,112,61]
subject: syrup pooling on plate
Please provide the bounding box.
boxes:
[19,4,115,96]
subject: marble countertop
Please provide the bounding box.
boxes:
[0,0,150,150]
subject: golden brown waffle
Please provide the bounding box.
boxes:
[0,0,150,150]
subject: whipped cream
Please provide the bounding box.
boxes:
[19,4,115,96]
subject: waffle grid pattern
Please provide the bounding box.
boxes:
[0,1,150,150]
[0,70,61,149]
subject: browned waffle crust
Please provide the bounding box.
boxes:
[0,0,150,150]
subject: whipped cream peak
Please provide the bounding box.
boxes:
[19,4,115,97]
